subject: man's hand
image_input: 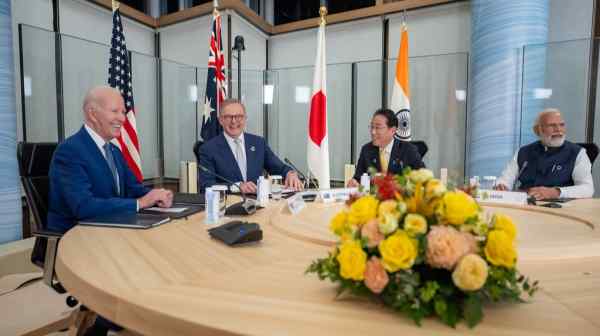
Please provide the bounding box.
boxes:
[285,171,304,191]
[239,181,257,194]
[138,188,173,209]
[346,178,359,188]
[528,186,560,201]
[494,183,509,191]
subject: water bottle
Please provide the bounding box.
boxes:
[204,187,219,224]
[360,173,370,192]
[257,176,270,207]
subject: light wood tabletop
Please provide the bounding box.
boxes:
[55,198,600,335]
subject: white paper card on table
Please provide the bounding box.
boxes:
[145,207,188,213]
[475,189,528,205]
[318,188,359,203]
[287,195,306,215]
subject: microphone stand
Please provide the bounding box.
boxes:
[198,164,256,215]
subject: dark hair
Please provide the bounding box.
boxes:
[373,108,398,128]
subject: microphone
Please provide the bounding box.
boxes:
[197,163,257,216]
[284,158,311,188]
[513,161,528,191]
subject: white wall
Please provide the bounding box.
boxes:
[228,10,267,70]
[268,17,383,69]
[387,1,470,58]
[60,0,154,55]
[159,15,213,67]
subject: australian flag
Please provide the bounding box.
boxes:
[200,9,228,142]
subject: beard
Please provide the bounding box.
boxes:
[541,134,565,147]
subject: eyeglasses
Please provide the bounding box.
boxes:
[542,122,565,130]
[221,114,246,122]
[368,124,389,132]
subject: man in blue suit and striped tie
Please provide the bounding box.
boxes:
[198,99,303,193]
[47,86,173,233]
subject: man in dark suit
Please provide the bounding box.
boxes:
[348,108,425,187]
[198,99,303,193]
[47,86,173,233]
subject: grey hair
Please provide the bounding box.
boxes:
[219,98,246,115]
[532,108,562,136]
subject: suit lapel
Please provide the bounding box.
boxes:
[244,134,256,181]
[79,127,120,196]
[218,134,244,181]
[389,139,402,173]
[368,143,381,171]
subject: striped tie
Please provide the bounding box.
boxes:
[104,143,120,195]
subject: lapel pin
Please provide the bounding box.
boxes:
[250,146,256,152]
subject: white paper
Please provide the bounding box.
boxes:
[146,207,188,213]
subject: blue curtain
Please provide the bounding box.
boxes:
[0,0,21,243]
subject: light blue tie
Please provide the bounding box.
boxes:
[103,143,120,195]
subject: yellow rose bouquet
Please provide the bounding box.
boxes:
[306,169,538,328]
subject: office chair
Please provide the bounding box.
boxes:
[577,142,599,165]
[16,142,67,293]
[409,140,428,158]
[18,142,99,334]
[193,140,204,163]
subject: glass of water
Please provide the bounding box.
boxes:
[212,185,228,216]
[481,176,497,190]
[270,175,283,200]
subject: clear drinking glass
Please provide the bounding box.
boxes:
[482,176,497,190]
[212,185,228,216]
[271,175,282,200]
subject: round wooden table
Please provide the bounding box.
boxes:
[56,198,600,335]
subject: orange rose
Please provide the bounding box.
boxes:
[361,218,385,248]
[364,257,389,294]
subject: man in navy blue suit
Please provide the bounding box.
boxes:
[47,86,173,233]
[198,99,303,193]
[347,108,425,187]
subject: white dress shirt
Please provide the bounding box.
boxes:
[496,147,594,198]
[223,132,247,182]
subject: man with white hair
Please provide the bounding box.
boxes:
[48,86,173,233]
[495,108,594,200]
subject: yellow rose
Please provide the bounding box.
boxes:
[378,230,418,272]
[404,213,427,236]
[421,198,441,218]
[336,240,367,280]
[348,195,379,227]
[452,254,489,291]
[378,212,399,235]
[484,230,517,268]
[409,168,434,184]
[424,178,446,200]
[492,214,517,241]
[330,211,350,236]
[439,191,479,226]
[378,200,400,218]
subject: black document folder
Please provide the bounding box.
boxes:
[78,213,171,229]
[140,204,205,219]
[173,193,205,205]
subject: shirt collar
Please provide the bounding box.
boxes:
[380,139,394,154]
[224,132,245,145]
[84,124,109,154]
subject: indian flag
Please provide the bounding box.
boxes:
[390,21,411,141]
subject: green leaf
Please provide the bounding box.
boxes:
[463,294,483,328]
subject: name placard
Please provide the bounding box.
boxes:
[318,188,359,203]
[475,189,528,205]
[287,194,306,215]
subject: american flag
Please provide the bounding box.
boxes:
[108,2,142,181]
[200,8,228,141]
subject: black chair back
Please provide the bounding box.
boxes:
[577,142,599,165]
[193,140,204,163]
[17,142,58,267]
[409,140,428,158]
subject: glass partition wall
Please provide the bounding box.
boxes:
[19,24,598,193]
